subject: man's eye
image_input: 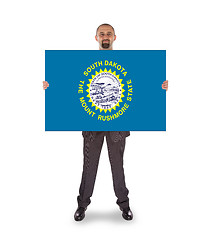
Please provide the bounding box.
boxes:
[100,34,104,37]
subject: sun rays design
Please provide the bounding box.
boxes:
[86,68,125,113]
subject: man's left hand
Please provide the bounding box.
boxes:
[162,80,168,91]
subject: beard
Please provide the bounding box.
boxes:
[101,40,110,49]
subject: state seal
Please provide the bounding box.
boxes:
[86,68,125,113]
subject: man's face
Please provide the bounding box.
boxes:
[95,25,116,50]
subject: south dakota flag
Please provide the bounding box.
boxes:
[45,50,166,131]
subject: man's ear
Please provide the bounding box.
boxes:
[95,35,98,41]
[114,35,116,41]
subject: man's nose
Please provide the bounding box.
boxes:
[103,34,109,39]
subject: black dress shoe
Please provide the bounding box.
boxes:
[120,207,133,220]
[74,207,87,221]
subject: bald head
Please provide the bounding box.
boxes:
[95,24,116,50]
[96,23,115,36]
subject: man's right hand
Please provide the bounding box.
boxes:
[43,81,49,90]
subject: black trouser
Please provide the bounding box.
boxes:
[77,131,129,209]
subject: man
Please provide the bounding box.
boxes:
[43,23,168,222]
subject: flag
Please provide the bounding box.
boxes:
[45,50,166,131]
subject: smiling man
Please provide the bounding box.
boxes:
[74,24,133,222]
[95,24,116,50]
[43,23,168,222]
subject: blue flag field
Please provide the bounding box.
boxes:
[45,50,166,131]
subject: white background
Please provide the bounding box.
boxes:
[0,0,211,239]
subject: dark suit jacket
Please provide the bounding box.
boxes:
[82,131,130,142]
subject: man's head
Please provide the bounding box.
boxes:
[95,23,116,50]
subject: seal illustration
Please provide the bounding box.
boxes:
[86,69,125,113]
[89,72,122,110]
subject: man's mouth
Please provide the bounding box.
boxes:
[102,39,110,49]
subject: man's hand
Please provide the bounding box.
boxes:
[162,80,168,91]
[43,81,49,90]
